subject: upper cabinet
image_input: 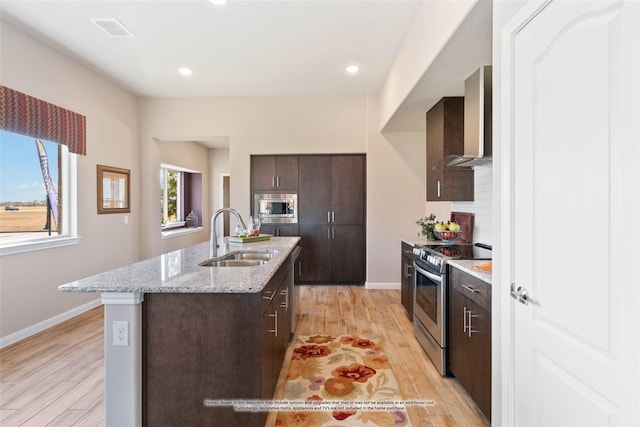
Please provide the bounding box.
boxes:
[426,97,474,201]
[252,155,299,191]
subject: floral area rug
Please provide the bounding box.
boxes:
[275,334,413,426]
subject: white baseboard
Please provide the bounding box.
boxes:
[365,282,401,290]
[0,298,102,349]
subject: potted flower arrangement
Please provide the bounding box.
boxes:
[416,214,437,240]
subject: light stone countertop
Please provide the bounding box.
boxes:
[447,259,492,284]
[401,237,441,247]
[58,237,300,294]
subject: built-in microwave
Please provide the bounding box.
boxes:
[253,193,298,223]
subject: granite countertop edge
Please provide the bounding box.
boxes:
[447,259,492,284]
[58,237,301,294]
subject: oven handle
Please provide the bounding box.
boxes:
[413,262,443,283]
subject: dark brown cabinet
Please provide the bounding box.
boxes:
[400,241,414,319]
[260,224,298,237]
[426,97,474,201]
[142,253,295,427]
[298,155,365,284]
[447,266,491,421]
[252,155,299,191]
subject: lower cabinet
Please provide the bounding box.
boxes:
[400,242,414,319]
[298,225,364,284]
[447,266,491,421]
[142,254,294,427]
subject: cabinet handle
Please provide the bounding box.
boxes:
[272,176,276,188]
[327,212,331,223]
[437,181,441,198]
[268,311,278,336]
[331,227,335,239]
[331,211,335,223]
[276,176,280,187]
[263,290,275,301]
[463,306,468,333]
[298,261,302,276]
[327,228,331,239]
[465,307,478,337]
[461,284,478,294]
[280,288,288,309]
[404,262,413,279]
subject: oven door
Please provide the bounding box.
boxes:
[413,261,445,346]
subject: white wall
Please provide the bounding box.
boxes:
[378,0,476,130]
[0,20,140,342]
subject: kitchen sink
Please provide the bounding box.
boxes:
[199,250,276,267]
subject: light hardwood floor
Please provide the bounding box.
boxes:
[0,286,489,426]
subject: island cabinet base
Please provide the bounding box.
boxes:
[142,259,292,426]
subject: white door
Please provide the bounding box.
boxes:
[509,1,640,426]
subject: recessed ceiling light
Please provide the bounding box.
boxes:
[178,67,193,76]
[346,65,359,74]
[210,0,227,5]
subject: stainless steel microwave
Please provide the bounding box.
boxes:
[254,193,298,223]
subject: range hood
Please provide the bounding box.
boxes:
[447,66,492,167]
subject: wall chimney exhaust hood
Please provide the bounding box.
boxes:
[447,66,492,167]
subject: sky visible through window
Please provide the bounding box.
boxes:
[0,131,59,203]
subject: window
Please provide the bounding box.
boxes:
[0,85,85,255]
[160,163,202,232]
[0,130,78,254]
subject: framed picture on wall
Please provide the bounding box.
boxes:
[97,164,130,214]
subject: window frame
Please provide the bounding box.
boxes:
[0,143,79,256]
[160,163,202,235]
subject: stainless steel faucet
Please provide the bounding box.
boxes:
[210,208,247,258]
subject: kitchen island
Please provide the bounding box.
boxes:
[59,237,300,427]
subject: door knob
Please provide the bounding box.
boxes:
[510,283,529,305]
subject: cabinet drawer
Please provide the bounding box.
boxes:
[449,266,491,311]
[401,241,414,258]
[261,260,290,313]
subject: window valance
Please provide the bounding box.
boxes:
[0,85,86,155]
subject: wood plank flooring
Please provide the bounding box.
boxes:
[0,305,105,426]
[0,286,489,426]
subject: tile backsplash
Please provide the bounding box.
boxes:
[451,164,492,245]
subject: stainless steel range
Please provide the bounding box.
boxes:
[412,243,491,375]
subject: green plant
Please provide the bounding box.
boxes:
[416,214,437,240]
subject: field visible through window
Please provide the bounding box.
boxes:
[0,206,55,232]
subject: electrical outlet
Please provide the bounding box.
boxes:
[113,321,129,346]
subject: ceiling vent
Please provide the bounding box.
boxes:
[91,18,134,37]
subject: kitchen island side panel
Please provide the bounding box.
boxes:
[142,293,262,427]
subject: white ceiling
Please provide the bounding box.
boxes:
[0,0,423,98]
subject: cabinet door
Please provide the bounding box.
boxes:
[400,243,414,319]
[275,156,299,190]
[448,271,492,421]
[261,303,276,399]
[467,302,491,420]
[252,155,298,191]
[252,156,277,191]
[448,286,473,388]
[298,225,331,282]
[331,225,365,283]
[426,98,473,201]
[331,155,365,225]
[426,101,445,201]
[298,156,331,225]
